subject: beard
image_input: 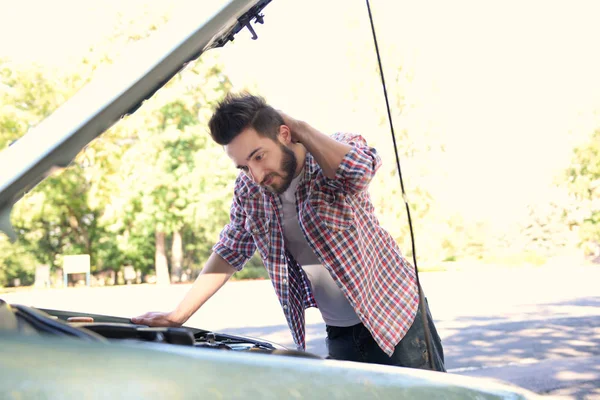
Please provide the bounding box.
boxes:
[263,143,298,195]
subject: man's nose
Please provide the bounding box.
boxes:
[248,165,265,184]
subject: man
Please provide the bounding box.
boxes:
[132,93,445,371]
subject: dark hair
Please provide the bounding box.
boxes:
[208,92,284,145]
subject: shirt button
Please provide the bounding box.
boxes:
[283,278,287,284]
[283,304,288,310]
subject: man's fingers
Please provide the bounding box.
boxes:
[131,315,152,325]
[277,110,291,124]
[130,312,171,326]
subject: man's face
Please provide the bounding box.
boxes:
[225,127,297,194]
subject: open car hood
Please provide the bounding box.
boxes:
[0,298,541,399]
[0,0,271,241]
[0,299,287,352]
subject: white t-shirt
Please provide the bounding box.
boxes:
[279,169,360,327]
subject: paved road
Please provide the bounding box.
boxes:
[2,266,599,398]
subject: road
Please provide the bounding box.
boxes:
[2,266,599,398]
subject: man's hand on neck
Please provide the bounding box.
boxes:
[279,111,352,179]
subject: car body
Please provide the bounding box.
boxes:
[0,0,542,398]
[1,299,540,399]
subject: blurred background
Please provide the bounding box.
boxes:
[0,0,598,287]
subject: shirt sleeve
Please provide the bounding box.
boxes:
[329,132,382,194]
[211,179,256,271]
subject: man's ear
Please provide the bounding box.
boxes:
[277,124,292,145]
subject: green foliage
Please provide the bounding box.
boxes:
[565,129,600,255]
[0,60,87,149]
[12,166,118,272]
[102,55,235,279]
[0,235,37,287]
[0,60,95,286]
[231,254,269,280]
[1,3,597,288]
[0,12,235,283]
[519,202,570,257]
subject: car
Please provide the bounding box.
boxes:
[0,0,542,398]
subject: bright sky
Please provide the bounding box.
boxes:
[2,0,599,227]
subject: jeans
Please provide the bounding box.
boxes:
[325,298,446,372]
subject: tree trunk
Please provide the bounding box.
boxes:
[171,230,183,283]
[155,230,170,285]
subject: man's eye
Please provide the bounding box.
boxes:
[255,154,263,161]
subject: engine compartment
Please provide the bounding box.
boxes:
[0,299,321,359]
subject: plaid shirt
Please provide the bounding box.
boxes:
[212,132,419,356]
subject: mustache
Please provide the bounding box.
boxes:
[261,173,278,186]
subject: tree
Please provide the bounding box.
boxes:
[1,61,103,282]
[0,235,37,287]
[0,60,88,150]
[565,129,600,257]
[102,55,234,284]
[2,9,236,285]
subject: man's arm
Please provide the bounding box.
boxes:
[280,111,381,192]
[131,252,236,326]
[291,120,352,179]
[132,178,255,327]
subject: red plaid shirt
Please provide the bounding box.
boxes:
[212,132,419,356]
